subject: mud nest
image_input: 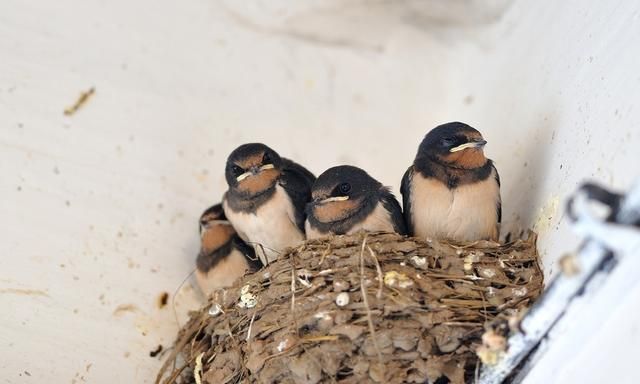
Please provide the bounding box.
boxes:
[157,232,543,384]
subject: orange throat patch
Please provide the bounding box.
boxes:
[313,198,362,223]
[201,224,236,254]
[237,169,280,195]
[443,148,487,169]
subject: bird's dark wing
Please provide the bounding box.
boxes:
[400,166,414,235]
[233,235,263,272]
[279,157,316,231]
[281,158,316,186]
[492,162,502,224]
[380,189,407,236]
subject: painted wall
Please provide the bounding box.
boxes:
[1,0,638,382]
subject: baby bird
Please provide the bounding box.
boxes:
[401,122,501,242]
[222,143,315,265]
[306,165,406,239]
[195,204,261,296]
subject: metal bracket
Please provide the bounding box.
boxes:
[479,181,640,384]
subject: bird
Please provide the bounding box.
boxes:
[222,143,316,265]
[305,165,406,239]
[401,122,501,242]
[195,204,262,296]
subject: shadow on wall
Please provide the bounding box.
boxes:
[218,0,512,51]
[500,109,558,243]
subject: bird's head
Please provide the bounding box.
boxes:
[417,122,489,169]
[199,204,236,254]
[225,143,283,197]
[307,165,381,224]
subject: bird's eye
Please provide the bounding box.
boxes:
[231,165,244,177]
[262,152,271,164]
[339,183,351,194]
[441,138,455,147]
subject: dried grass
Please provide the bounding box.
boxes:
[157,232,543,384]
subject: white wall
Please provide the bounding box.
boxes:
[1,0,638,382]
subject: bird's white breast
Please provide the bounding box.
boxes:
[304,221,324,240]
[195,248,250,296]
[410,171,499,242]
[224,185,304,264]
[346,202,395,235]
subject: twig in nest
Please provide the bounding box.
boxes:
[225,322,250,381]
[159,352,198,384]
[289,249,303,334]
[262,340,304,364]
[171,268,196,329]
[227,324,237,344]
[359,235,384,372]
[246,311,256,343]
[290,267,296,313]
[474,358,480,384]
[222,368,242,384]
[384,286,422,307]
[443,322,483,327]
[155,315,205,384]
[318,242,332,267]
[64,87,95,116]
[194,352,204,384]
[366,245,384,299]
[190,318,210,364]
[247,241,281,266]
[302,335,340,343]
[480,291,489,324]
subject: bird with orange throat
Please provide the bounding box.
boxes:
[195,204,262,296]
[222,143,315,265]
[401,122,501,242]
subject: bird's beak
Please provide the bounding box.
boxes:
[236,164,274,182]
[208,219,231,225]
[449,139,487,153]
[200,219,231,229]
[236,172,252,182]
[319,196,350,204]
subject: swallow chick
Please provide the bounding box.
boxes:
[401,122,501,242]
[222,143,315,265]
[305,165,406,239]
[195,204,261,296]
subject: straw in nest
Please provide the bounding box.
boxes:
[157,231,543,384]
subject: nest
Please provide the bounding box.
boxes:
[157,232,543,384]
